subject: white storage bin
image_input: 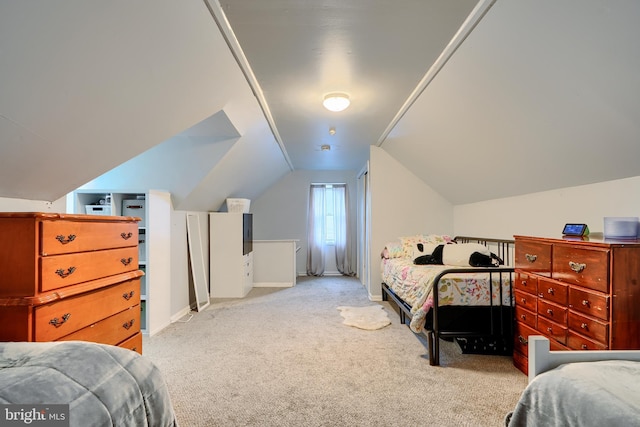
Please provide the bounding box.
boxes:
[604,217,639,239]
[227,198,251,213]
[85,205,112,216]
[123,199,146,226]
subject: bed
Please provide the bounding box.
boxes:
[506,336,640,426]
[381,235,515,365]
[0,340,177,427]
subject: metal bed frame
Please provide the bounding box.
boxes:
[382,236,515,365]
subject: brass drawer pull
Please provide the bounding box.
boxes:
[547,327,553,333]
[120,257,133,266]
[518,336,528,345]
[569,261,586,273]
[547,288,554,295]
[520,314,526,320]
[55,267,76,278]
[521,280,527,286]
[581,323,588,330]
[55,234,76,244]
[582,300,590,307]
[121,232,133,240]
[525,254,537,263]
[122,319,135,330]
[49,313,71,328]
[122,291,135,301]
[547,309,553,315]
[581,344,588,350]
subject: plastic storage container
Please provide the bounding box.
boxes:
[227,198,251,213]
[604,217,639,239]
[85,205,112,215]
[122,199,146,226]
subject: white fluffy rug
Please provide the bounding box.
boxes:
[337,305,391,330]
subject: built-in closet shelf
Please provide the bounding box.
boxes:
[69,189,171,338]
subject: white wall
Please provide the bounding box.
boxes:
[250,170,358,276]
[454,176,640,240]
[0,196,66,212]
[368,146,454,300]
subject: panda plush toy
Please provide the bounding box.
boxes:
[413,242,503,267]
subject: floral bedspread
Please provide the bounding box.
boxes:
[381,256,512,333]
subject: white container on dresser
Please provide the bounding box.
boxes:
[70,189,171,336]
[209,212,253,298]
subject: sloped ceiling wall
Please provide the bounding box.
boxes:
[0,1,290,206]
[383,0,640,204]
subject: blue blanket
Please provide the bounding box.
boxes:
[0,341,177,427]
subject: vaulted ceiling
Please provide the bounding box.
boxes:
[1,1,639,210]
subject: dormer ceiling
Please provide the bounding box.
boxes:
[1,1,639,207]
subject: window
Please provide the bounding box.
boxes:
[324,185,336,245]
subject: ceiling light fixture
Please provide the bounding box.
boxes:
[323,93,350,112]
[329,127,336,136]
[321,144,331,151]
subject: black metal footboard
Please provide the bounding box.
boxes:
[383,267,514,365]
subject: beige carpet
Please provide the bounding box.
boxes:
[143,276,527,427]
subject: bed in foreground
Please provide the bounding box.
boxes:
[0,341,177,426]
[506,336,640,426]
[381,235,515,365]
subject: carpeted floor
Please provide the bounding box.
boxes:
[143,276,527,426]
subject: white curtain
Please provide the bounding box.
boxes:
[306,184,326,276]
[333,184,354,276]
[306,183,354,276]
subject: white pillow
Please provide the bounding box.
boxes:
[442,243,490,266]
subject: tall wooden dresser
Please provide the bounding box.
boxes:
[0,213,144,354]
[513,235,640,374]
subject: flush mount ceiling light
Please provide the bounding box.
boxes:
[323,93,350,112]
[320,144,331,151]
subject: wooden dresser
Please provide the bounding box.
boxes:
[513,235,640,374]
[0,212,144,354]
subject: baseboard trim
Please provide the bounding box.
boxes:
[253,282,294,288]
[171,306,193,323]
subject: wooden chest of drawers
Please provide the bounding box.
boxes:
[0,212,144,354]
[513,235,640,374]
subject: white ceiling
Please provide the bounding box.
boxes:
[215,0,481,171]
[1,0,640,208]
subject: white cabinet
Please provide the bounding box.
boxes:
[209,212,253,298]
[69,189,171,336]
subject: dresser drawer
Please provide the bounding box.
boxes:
[41,220,139,255]
[568,311,609,345]
[567,330,608,350]
[537,316,568,345]
[514,271,537,295]
[514,289,537,312]
[119,332,143,354]
[515,240,552,274]
[537,278,568,306]
[58,304,140,346]
[34,278,140,341]
[515,305,536,328]
[514,322,538,358]
[538,299,567,325]
[568,287,609,321]
[552,245,609,292]
[40,246,139,292]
